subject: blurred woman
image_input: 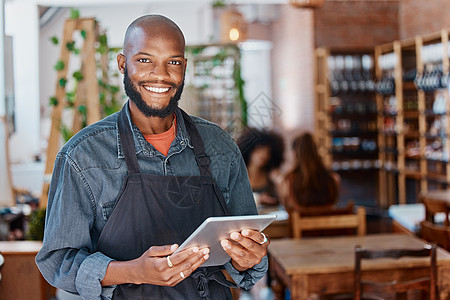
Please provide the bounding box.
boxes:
[237,128,284,206]
[283,132,340,212]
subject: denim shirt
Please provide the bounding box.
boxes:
[35,104,267,300]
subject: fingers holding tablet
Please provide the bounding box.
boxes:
[164,246,210,285]
[220,229,270,271]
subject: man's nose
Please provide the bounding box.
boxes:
[150,62,169,79]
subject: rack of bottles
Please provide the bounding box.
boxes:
[315,48,379,205]
[316,49,378,171]
[375,29,450,206]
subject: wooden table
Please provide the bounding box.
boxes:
[269,233,450,300]
[0,241,56,300]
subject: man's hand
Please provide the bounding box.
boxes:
[101,244,209,287]
[220,229,269,272]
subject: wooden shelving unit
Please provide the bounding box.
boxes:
[316,29,450,208]
[375,29,450,206]
[315,48,379,206]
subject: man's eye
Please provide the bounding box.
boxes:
[169,60,181,65]
[138,58,150,63]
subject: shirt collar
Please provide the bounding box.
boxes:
[116,101,192,159]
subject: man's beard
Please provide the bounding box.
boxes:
[123,68,184,118]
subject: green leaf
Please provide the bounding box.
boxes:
[78,105,87,115]
[65,91,75,105]
[80,30,86,40]
[49,96,58,106]
[96,44,108,54]
[59,77,67,87]
[54,60,65,71]
[70,8,80,19]
[50,36,59,45]
[73,70,84,81]
[212,0,227,8]
[60,124,74,143]
[98,34,108,46]
[66,41,76,52]
[108,85,120,94]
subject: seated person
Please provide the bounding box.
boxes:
[282,132,340,213]
[237,128,284,206]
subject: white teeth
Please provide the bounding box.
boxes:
[145,86,170,93]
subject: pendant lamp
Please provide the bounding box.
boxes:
[220,8,247,43]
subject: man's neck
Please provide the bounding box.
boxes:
[128,101,175,135]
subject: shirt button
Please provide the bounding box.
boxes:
[180,141,186,146]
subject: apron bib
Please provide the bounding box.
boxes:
[97,106,236,299]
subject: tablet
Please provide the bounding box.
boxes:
[174,214,277,267]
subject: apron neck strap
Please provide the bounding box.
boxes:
[117,105,212,176]
[118,105,140,174]
[180,109,212,176]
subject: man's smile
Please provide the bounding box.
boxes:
[144,86,171,93]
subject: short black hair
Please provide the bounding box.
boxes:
[236,127,284,172]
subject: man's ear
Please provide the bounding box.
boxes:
[117,53,126,74]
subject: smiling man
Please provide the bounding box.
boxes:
[36,15,269,300]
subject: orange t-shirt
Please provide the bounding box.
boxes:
[144,115,177,156]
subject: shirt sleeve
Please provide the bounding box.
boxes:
[35,152,114,300]
[224,147,269,288]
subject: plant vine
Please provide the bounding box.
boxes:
[48,8,121,142]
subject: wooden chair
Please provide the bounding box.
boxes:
[421,220,450,251]
[354,244,437,300]
[421,196,450,226]
[290,203,366,239]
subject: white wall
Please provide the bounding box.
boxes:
[240,40,274,129]
[5,2,41,163]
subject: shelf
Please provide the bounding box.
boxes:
[404,170,422,180]
[332,150,378,158]
[330,113,377,119]
[403,111,420,118]
[426,173,449,184]
[402,81,417,90]
[424,111,448,117]
[330,130,378,137]
[425,134,448,139]
[404,132,420,139]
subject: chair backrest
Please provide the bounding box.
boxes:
[354,244,437,300]
[421,196,450,226]
[290,203,366,239]
[421,220,450,251]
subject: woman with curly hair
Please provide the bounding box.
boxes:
[283,132,340,212]
[236,128,284,206]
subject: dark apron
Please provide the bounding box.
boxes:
[97,106,237,299]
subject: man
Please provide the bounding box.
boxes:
[36,14,269,300]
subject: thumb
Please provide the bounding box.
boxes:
[147,244,178,257]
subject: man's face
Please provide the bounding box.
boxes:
[119,25,187,118]
[123,67,184,118]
